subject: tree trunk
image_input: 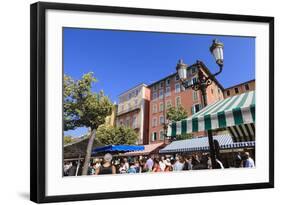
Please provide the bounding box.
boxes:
[82,128,96,175]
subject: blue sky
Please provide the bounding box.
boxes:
[63,28,255,137]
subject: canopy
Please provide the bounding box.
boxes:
[92,145,144,154]
[159,134,255,154]
[121,142,165,156]
[167,91,255,142]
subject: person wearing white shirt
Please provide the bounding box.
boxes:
[159,156,166,171]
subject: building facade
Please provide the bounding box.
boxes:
[104,104,118,126]
[115,60,254,145]
[224,79,255,98]
[148,62,224,144]
[116,84,150,145]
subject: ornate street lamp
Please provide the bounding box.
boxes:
[176,39,224,169]
[210,39,224,75]
[210,39,224,67]
[176,59,188,81]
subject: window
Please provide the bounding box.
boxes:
[191,66,197,73]
[135,89,139,96]
[152,117,157,127]
[164,115,168,124]
[153,84,157,91]
[151,132,157,141]
[119,97,123,103]
[166,78,170,86]
[126,117,130,127]
[192,104,201,114]
[159,130,165,140]
[165,86,171,96]
[226,90,230,96]
[235,87,239,94]
[152,92,158,100]
[166,100,172,109]
[159,89,164,99]
[193,90,198,101]
[175,83,181,93]
[192,77,197,85]
[181,85,186,91]
[159,115,164,124]
[152,104,157,113]
[132,115,137,128]
[159,81,164,89]
[159,102,164,112]
[175,74,180,81]
[245,84,249,90]
[175,96,181,107]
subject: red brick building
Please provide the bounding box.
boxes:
[224,79,255,98]
[147,61,224,144]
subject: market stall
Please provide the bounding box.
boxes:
[167,91,255,142]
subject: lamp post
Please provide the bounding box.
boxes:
[176,39,224,168]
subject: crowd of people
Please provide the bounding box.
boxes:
[64,151,255,176]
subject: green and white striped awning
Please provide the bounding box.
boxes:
[167,91,255,139]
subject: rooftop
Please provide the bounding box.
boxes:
[118,83,147,97]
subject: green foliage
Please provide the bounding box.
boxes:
[166,106,192,140]
[64,136,74,144]
[63,72,113,131]
[173,133,193,141]
[96,125,138,145]
[166,106,188,122]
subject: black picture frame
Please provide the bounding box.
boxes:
[30,1,274,203]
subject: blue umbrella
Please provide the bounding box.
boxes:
[92,145,144,154]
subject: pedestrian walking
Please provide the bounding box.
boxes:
[243,152,255,168]
[95,153,116,175]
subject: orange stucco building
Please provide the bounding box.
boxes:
[147,62,224,144]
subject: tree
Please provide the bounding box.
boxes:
[64,72,113,175]
[64,136,74,145]
[96,125,138,145]
[175,133,193,140]
[166,106,192,140]
[166,106,188,122]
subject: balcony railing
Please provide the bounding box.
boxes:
[116,122,141,129]
[117,103,142,116]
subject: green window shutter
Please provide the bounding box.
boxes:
[181,119,187,134]
[204,115,212,130]
[250,105,255,122]
[217,111,227,128]
[171,122,177,136]
[232,107,244,125]
[192,118,199,132]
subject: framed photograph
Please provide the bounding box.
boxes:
[30,2,274,203]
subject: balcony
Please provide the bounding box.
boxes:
[117,103,142,116]
[116,121,141,130]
